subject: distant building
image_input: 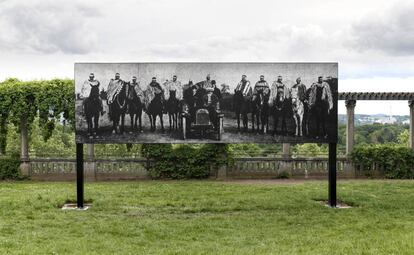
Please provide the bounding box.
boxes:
[373,116,397,124]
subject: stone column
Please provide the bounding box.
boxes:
[87,144,94,161]
[409,100,414,150]
[282,143,291,159]
[345,100,356,157]
[20,118,30,176]
[85,144,96,180]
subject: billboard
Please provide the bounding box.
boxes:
[75,62,337,143]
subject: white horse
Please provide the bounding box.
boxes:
[290,87,304,136]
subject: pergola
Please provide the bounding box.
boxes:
[338,92,414,155]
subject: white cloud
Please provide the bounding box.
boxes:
[349,0,414,56]
[0,0,101,54]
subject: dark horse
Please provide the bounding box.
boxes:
[251,90,269,133]
[108,81,127,134]
[166,90,181,131]
[83,85,102,136]
[126,82,143,133]
[233,91,250,132]
[272,90,289,135]
[147,93,165,132]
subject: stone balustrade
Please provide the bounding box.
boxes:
[26,156,370,181]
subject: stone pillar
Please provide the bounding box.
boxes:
[20,118,30,176]
[345,100,356,157]
[215,144,228,180]
[85,144,96,180]
[282,143,291,159]
[87,144,94,161]
[409,100,414,150]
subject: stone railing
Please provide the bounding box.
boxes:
[29,158,151,181]
[27,156,361,181]
[228,156,355,179]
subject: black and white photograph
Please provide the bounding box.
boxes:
[75,62,338,143]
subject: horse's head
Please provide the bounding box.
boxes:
[273,90,286,110]
[169,90,177,99]
[254,90,265,106]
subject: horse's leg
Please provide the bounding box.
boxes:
[242,112,248,132]
[112,114,118,134]
[151,115,154,131]
[138,112,143,132]
[274,114,279,135]
[93,113,99,135]
[299,113,303,137]
[148,115,152,131]
[160,114,165,132]
[168,113,172,131]
[86,116,92,136]
[236,111,240,132]
[293,114,298,136]
[121,113,125,134]
[130,113,134,133]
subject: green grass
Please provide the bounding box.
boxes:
[0,180,413,254]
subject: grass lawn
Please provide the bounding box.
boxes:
[0,180,413,254]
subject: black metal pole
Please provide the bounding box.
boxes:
[328,142,337,207]
[76,143,84,209]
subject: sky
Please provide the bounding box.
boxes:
[0,0,413,115]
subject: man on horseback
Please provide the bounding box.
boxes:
[200,74,212,89]
[309,76,333,138]
[144,77,165,132]
[126,76,144,133]
[107,73,124,105]
[163,75,182,131]
[234,75,252,132]
[145,77,165,110]
[129,76,144,102]
[270,75,290,136]
[235,75,252,97]
[290,77,307,136]
[80,72,103,137]
[252,75,271,133]
[163,75,183,101]
[107,72,127,134]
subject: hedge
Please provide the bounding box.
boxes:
[351,144,414,179]
[0,157,21,180]
[141,144,229,179]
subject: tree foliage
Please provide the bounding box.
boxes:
[351,144,414,179]
[0,78,74,153]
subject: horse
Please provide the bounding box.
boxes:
[166,90,181,131]
[272,90,289,136]
[147,92,165,132]
[83,85,102,136]
[251,90,269,134]
[108,81,127,134]
[291,96,304,136]
[233,90,250,132]
[126,82,143,133]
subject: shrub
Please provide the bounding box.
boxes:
[351,144,414,179]
[0,157,21,180]
[142,144,229,179]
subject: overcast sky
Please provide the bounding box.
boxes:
[0,0,413,114]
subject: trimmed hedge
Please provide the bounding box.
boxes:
[0,157,21,180]
[141,144,229,179]
[351,144,414,179]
